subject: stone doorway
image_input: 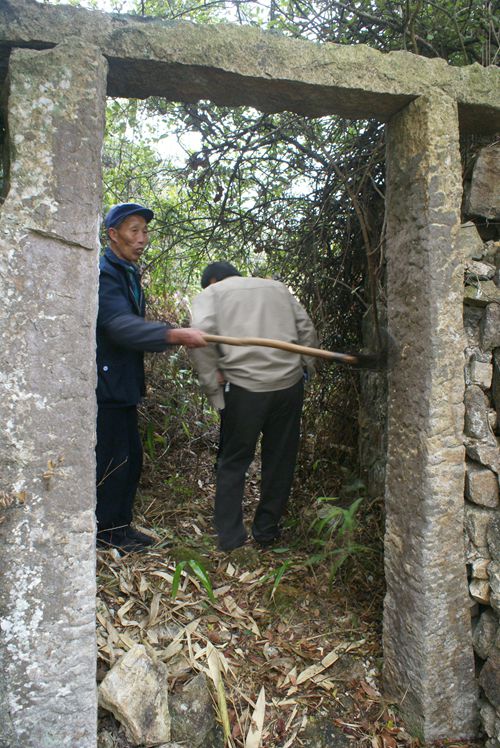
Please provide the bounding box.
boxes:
[1,2,499,746]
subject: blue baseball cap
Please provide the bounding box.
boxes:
[104,202,154,229]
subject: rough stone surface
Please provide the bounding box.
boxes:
[458,221,487,260]
[299,717,353,747]
[466,259,496,282]
[466,504,496,551]
[481,699,497,737]
[464,280,500,307]
[471,557,491,579]
[493,350,500,419]
[0,0,499,131]
[488,516,500,562]
[466,462,499,508]
[169,673,219,748]
[98,645,171,747]
[489,562,500,614]
[467,144,500,221]
[0,42,106,748]
[480,648,500,710]
[464,307,484,347]
[473,610,498,660]
[466,355,493,389]
[465,438,500,475]
[383,94,477,741]
[470,578,491,605]
[481,303,500,351]
[465,385,495,440]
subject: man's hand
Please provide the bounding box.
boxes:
[168,328,207,348]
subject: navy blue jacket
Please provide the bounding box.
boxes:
[96,247,172,407]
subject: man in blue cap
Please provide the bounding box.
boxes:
[96,202,206,552]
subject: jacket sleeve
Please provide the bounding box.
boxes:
[189,291,225,410]
[98,267,173,352]
[290,293,319,379]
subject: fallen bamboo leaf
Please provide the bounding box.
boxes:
[206,642,233,746]
[244,686,266,748]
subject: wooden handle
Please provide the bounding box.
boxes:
[202,333,364,366]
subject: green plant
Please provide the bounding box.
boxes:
[306,494,371,583]
[171,558,215,603]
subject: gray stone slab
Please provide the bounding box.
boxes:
[0,41,107,748]
[383,94,477,740]
[0,0,499,131]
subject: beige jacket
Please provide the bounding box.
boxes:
[190,276,318,409]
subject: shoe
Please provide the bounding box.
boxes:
[217,535,249,552]
[97,527,147,553]
[252,530,281,548]
[125,526,155,546]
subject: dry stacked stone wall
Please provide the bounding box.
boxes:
[463,143,500,747]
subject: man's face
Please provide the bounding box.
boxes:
[108,214,149,264]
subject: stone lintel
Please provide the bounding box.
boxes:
[0,0,499,131]
[383,93,478,740]
[0,41,107,748]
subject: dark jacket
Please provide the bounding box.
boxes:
[96,247,172,407]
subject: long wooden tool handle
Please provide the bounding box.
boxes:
[202,333,362,366]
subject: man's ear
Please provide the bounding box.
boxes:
[108,227,117,243]
[209,277,217,285]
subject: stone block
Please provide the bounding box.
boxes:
[466,503,495,548]
[465,385,495,440]
[466,259,496,281]
[479,648,500,710]
[481,699,497,738]
[458,221,487,260]
[473,609,498,660]
[464,306,484,347]
[99,645,171,747]
[481,304,500,351]
[472,557,491,579]
[493,352,500,425]
[464,281,500,308]
[466,461,499,508]
[465,439,500,474]
[466,357,493,389]
[489,517,500,562]
[490,562,500,614]
[169,673,218,748]
[470,578,491,605]
[467,144,500,221]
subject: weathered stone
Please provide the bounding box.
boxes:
[465,385,494,440]
[480,699,497,738]
[458,221,487,260]
[169,673,219,748]
[470,578,491,605]
[481,304,500,351]
[465,439,500,474]
[489,409,498,433]
[99,645,171,747]
[473,610,498,660]
[464,306,484,347]
[488,517,500,562]
[480,648,500,710]
[466,462,499,508]
[464,281,500,307]
[383,94,477,741]
[1,0,500,132]
[466,355,493,389]
[467,144,500,221]
[471,557,491,579]
[466,260,496,282]
[466,503,495,548]
[0,42,106,748]
[489,562,500,614]
[493,350,500,418]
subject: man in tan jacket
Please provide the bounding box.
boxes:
[190,261,318,551]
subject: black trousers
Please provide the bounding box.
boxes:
[95,405,143,531]
[215,379,304,550]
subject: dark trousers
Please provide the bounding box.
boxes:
[215,379,304,550]
[96,405,143,531]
